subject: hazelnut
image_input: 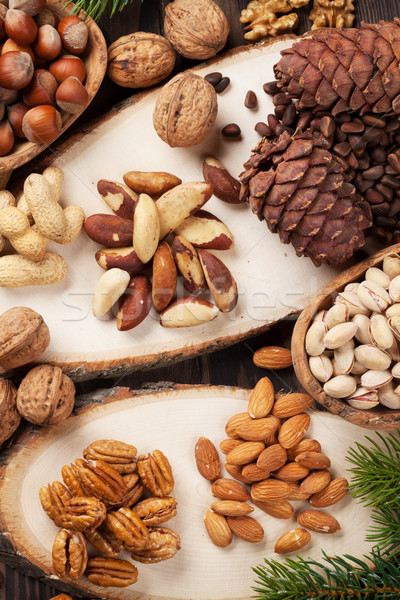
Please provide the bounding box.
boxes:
[35,7,59,28]
[0,5,7,40]
[49,54,85,83]
[153,72,217,148]
[0,378,20,446]
[16,364,75,426]
[55,75,88,113]
[58,15,88,55]
[0,306,50,370]
[164,0,230,60]
[22,104,62,143]
[1,38,35,62]
[0,86,20,103]
[0,50,34,89]
[0,119,14,154]
[7,101,29,137]
[107,32,175,89]
[5,8,37,45]
[9,0,46,17]
[23,69,58,106]
[33,24,62,60]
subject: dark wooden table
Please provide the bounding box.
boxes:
[0,0,398,598]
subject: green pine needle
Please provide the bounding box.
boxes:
[57,0,136,22]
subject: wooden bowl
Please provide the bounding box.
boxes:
[291,243,400,430]
[0,0,107,174]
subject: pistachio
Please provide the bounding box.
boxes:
[357,281,391,313]
[352,314,372,345]
[365,267,391,290]
[392,362,400,378]
[386,303,400,318]
[324,303,349,330]
[335,291,369,317]
[361,369,393,390]
[379,381,400,409]
[388,316,400,342]
[347,387,379,410]
[383,253,400,279]
[369,314,394,350]
[350,361,368,376]
[333,340,354,375]
[309,355,333,383]
[323,375,356,399]
[331,358,341,377]
[313,310,327,322]
[324,322,358,350]
[354,345,392,371]
[343,282,360,293]
[389,275,400,303]
[305,321,328,356]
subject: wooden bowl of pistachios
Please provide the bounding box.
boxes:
[292,243,400,430]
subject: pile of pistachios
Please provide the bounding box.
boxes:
[305,252,400,410]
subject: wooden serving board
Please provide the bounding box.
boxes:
[2,39,341,380]
[0,385,383,599]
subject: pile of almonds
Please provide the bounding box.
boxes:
[195,377,348,554]
[84,169,239,330]
[39,440,180,588]
[306,251,400,410]
[0,0,90,154]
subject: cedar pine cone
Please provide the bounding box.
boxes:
[274,20,400,116]
[239,130,372,265]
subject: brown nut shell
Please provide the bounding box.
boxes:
[117,275,152,331]
[174,209,234,250]
[84,214,133,247]
[198,249,238,313]
[152,241,177,312]
[0,378,20,445]
[171,234,205,295]
[202,156,242,204]
[0,306,50,369]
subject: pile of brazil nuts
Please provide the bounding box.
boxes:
[195,377,348,554]
[306,251,400,410]
[84,165,242,330]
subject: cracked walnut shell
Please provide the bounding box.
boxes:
[164,0,230,60]
[153,72,217,148]
[0,306,50,370]
[107,32,176,89]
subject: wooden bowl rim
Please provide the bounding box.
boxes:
[291,243,400,430]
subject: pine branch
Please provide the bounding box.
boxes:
[252,549,400,600]
[57,0,137,22]
[365,507,400,555]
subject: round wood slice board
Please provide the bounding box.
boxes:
[0,385,382,600]
[2,39,341,380]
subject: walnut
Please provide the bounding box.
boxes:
[164,0,230,60]
[153,72,218,148]
[309,0,355,29]
[16,364,75,426]
[0,377,20,445]
[107,32,176,89]
[240,0,311,41]
[0,306,50,370]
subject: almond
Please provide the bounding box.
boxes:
[241,462,270,482]
[253,346,292,369]
[309,477,349,508]
[219,438,244,455]
[286,438,322,461]
[287,482,311,501]
[211,478,250,502]
[204,510,232,547]
[227,515,264,543]
[297,509,341,534]
[295,451,331,470]
[225,462,253,484]
[264,431,278,446]
[299,469,332,495]
[225,441,265,466]
[247,377,275,418]
[251,479,291,502]
[210,500,253,517]
[195,437,221,481]
[273,462,310,482]
[225,412,253,439]
[236,416,279,441]
[257,444,287,472]
[253,499,294,519]
[272,393,313,418]
[278,413,310,449]
[274,528,311,554]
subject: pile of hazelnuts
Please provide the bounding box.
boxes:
[0,0,90,155]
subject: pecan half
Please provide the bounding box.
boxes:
[73,459,126,506]
[119,473,144,508]
[83,439,137,474]
[85,527,123,558]
[86,557,138,588]
[39,481,72,527]
[104,507,150,550]
[130,526,181,563]
[52,529,88,580]
[61,464,88,497]
[59,496,106,532]
[132,496,177,526]
[137,450,174,496]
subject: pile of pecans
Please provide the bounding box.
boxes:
[195,377,348,554]
[261,82,400,245]
[306,251,400,410]
[39,440,180,588]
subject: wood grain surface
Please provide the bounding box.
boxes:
[1,0,399,598]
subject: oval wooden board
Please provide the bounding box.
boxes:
[1,38,341,381]
[0,385,382,600]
